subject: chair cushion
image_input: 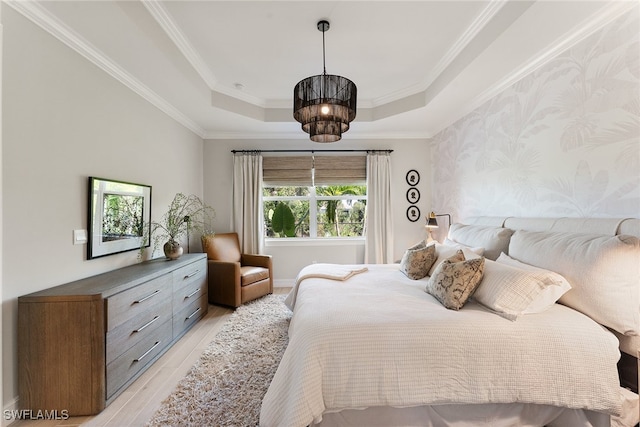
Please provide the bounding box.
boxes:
[240,266,270,287]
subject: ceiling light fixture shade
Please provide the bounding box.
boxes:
[294,20,357,143]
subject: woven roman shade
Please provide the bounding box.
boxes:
[262,155,366,186]
[262,156,313,186]
[314,156,366,185]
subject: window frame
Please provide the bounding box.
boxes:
[263,185,367,240]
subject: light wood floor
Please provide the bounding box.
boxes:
[11,288,291,427]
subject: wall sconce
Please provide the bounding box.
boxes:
[425,212,452,242]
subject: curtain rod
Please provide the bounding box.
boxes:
[231,149,393,153]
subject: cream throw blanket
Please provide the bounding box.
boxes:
[284,263,368,310]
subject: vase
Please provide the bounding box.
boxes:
[163,239,183,260]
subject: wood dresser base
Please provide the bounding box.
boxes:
[18,254,207,416]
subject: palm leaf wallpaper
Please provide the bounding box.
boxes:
[431,8,639,220]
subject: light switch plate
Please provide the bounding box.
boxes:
[73,229,87,245]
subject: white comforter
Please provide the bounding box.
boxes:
[260,264,622,427]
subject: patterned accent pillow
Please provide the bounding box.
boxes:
[399,241,437,280]
[426,255,485,310]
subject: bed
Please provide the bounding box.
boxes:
[260,217,640,427]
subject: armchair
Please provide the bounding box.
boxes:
[202,232,273,308]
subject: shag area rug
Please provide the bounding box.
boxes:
[146,294,291,427]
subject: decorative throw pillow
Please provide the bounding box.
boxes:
[474,258,572,320]
[400,241,437,280]
[495,253,571,314]
[425,255,485,310]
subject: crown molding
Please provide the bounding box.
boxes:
[203,130,430,140]
[7,0,207,138]
[212,83,267,107]
[429,0,638,137]
[370,0,508,108]
[142,0,268,108]
[141,0,217,89]
[9,0,634,142]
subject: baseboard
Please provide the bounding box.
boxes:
[273,279,294,288]
[3,395,19,427]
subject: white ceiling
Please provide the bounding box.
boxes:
[9,0,633,140]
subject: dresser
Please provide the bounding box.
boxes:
[18,253,207,416]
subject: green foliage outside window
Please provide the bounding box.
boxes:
[316,185,366,237]
[271,203,296,237]
[264,199,310,237]
[263,185,366,238]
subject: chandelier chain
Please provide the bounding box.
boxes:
[322,25,327,76]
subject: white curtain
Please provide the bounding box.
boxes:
[364,152,394,263]
[232,153,264,254]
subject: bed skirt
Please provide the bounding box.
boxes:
[315,387,639,427]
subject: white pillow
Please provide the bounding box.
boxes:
[509,230,640,336]
[448,223,514,260]
[495,253,571,313]
[428,242,482,276]
[473,258,572,320]
[443,238,484,256]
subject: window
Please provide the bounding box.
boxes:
[262,156,367,238]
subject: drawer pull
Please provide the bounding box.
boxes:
[134,341,161,363]
[185,307,201,321]
[133,289,161,304]
[185,289,200,299]
[134,316,160,333]
[183,270,200,279]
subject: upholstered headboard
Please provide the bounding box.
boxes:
[465,216,640,238]
[459,216,639,392]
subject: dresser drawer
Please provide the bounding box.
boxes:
[173,294,208,339]
[106,274,172,331]
[172,259,206,292]
[106,318,172,399]
[173,271,206,314]
[105,296,171,365]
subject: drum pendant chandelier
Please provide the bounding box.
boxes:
[293,20,357,143]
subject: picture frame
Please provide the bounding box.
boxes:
[88,177,152,259]
[406,187,420,204]
[406,169,420,186]
[406,205,421,222]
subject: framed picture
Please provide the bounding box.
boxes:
[406,205,421,222]
[406,187,420,204]
[88,177,152,259]
[406,169,420,186]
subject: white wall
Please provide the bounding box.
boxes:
[431,8,640,221]
[0,2,4,413]
[203,138,431,283]
[1,5,204,415]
